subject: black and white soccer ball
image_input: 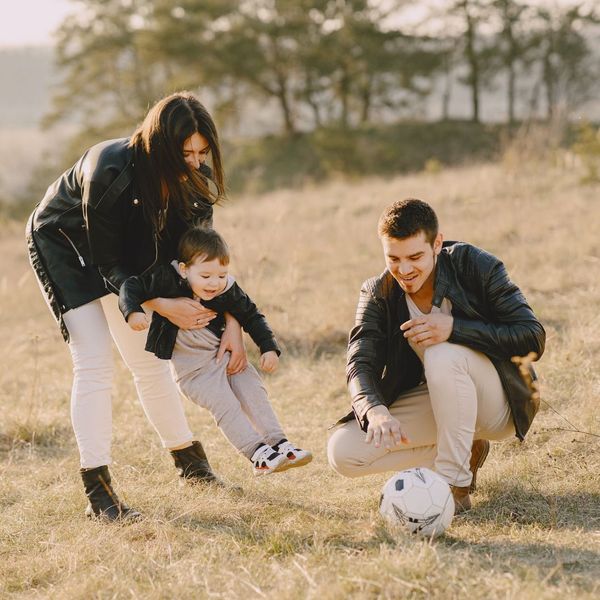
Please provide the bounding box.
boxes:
[379,467,454,538]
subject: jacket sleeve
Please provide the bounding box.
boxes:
[118,265,174,322]
[202,283,280,356]
[346,282,388,429]
[449,257,546,361]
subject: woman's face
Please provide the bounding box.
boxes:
[182,132,210,171]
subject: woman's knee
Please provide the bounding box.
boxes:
[70,344,113,382]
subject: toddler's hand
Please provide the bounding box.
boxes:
[127,312,149,331]
[260,351,279,373]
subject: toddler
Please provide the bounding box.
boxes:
[119,227,312,476]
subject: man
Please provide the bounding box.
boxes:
[327,198,545,512]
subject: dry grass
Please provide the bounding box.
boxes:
[1,158,599,599]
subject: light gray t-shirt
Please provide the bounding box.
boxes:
[404,294,452,363]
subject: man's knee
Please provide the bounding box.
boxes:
[327,427,365,478]
[423,342,468,385]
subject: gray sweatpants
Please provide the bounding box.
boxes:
[170,327,286,459]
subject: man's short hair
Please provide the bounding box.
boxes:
[377,198,439,245]
[178,227,230,266]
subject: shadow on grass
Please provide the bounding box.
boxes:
[470,482,600,532]
[168,512,394,557]
[440,536,600,582]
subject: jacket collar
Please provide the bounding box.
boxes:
[432,248,453,308]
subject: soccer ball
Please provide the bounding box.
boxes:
[379,467,454,538]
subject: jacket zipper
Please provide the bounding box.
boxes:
[140,232,159,276]
[58,228,86,267]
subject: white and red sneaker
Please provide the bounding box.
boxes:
[274,440,313,471]
[251,444,287,477]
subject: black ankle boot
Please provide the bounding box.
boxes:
[170,441,222,485]
[80,465,142,522]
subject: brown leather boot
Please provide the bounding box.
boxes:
[469,439,490,493]
[170,441,221,485]
[80,466,142,522]
[450,485,472,514]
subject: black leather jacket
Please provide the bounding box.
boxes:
[118,264,281,360]
[342,242,546,440]
[26,138,213,341]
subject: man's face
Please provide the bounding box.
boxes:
[381,231,442,295]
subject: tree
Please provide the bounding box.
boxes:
[46,0,165,133]
[449,0,494,123]
[531,4,599,121]
[490,0,530,124]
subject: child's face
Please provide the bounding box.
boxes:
[180,256,228,301]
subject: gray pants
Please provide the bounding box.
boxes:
[170,328,285,459]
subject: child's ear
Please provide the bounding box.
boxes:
[179,262,188,278]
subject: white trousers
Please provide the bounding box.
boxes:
[327,342,515,487]
[62,294,193,468]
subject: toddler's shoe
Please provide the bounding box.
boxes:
[251,444,287,477]
[274,440,313,471]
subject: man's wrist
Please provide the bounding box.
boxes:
[366,404,390,418]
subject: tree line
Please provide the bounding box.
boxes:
[47,0,599,137]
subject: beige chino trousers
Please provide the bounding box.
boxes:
[327,342,515,487]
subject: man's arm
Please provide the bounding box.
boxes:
[345,282,389,431]
[449,256,546,361]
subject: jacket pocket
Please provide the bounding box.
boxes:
[58,228,86,267]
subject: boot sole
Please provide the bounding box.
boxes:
[85,504,143,523]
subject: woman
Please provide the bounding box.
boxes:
[26,92,246,521]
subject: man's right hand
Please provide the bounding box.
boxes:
[144,297,216,330]
[365,405,410,449]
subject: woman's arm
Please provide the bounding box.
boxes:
[144,297,215,330]
[216,313,247,375]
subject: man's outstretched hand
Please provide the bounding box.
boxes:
[365,405,410,449]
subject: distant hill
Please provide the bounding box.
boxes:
[0,46,57,128]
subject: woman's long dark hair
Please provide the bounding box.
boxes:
[129,91,225,233]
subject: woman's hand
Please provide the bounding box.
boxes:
[127,312,150,331]
[144,297,216,330]
[365,405,410,449]
[259,351,279,373]
[217,313,247,375]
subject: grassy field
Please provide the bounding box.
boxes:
[0,158,599,599]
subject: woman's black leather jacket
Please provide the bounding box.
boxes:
[26,138,213,341]
[342,242,546,440]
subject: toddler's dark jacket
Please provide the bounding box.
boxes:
[119,264,281,360]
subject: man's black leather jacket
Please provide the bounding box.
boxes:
[26,138,213,341]
[343,242,546,440]
[119,264,281,360]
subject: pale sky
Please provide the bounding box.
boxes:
[0,0,589,49]
[0,0,73,48]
